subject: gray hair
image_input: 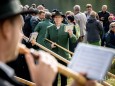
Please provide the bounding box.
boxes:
[102,5,107,8]
[73,5,81,11]
[45,12,52,19]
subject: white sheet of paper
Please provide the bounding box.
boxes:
[68,43,114,81]
[29,32,38,42]
[65,25,74,32]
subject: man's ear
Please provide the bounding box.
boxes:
[0,20,12,40]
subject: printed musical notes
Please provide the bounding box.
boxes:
[68,43,115,81]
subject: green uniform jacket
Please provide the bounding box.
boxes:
[45,24,77,60]
[34,19,53,47]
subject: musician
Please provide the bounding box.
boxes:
[0,0,102,86]
[0,0,58,86]
[45,10,77,86]
[34,12,53,48]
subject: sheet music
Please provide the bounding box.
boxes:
[65,25,74,32]
[68,43,115,81]
[29,32,38,42]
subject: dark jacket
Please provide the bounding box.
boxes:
[22,15,32,38]
[22,15,33,48]
[86,17,103,42]
[98,11,110,27]
[104,21,111,33]
[30,16,42,32]
[0,62,24,86]
[104,21,115,33]
[105,31,115,49]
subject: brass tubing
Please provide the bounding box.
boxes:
[45,38,74,55]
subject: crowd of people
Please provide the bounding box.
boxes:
[0,0,115,86]
[22,3,115,48]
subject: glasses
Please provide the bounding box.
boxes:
[111,26,115,28]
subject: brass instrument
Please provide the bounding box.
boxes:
[45,38,74,55]
[20,36,104,86]
[45,38,115,80]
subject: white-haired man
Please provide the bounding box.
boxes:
[98,5,110,46]
[73,5,87,42]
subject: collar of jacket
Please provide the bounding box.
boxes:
[54,23,64,30]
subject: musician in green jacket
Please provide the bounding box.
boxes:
[34,12,53,48]
[45,10,77,86]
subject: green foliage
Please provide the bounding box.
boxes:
[20,0,115,13]
[110,60,115,74]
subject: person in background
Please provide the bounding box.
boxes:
[33,10,46,30]
[86,11,103,46]
[105,22,115,48]
[98,5,110,29]
[105,16,114,33]
[34,12,53,48]
[67,15,80,52]
[23,5,29,11]
[38,10,46,22]
[23,8,38,38]
[65,11,74,24]
[37,5,45,11]
[85,4,99,20]
[45,10,77,86]
[85,4,93,20]
[73,5,87,42]
[65,11,74,17]
[31,3,36,8]
[30,8,39,32]
[22,5,30,21]
[44,9,49,12]
[30,10,45,32]
[98,5,110,46]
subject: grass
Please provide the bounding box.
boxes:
[58,77,115,86]
[58,77,73,86]
[106,60,115,86]
[106,78,115,86]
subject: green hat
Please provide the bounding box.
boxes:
[0,0,37,20]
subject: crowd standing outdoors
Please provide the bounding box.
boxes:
[22,3,115,49]
[0,0,115,86]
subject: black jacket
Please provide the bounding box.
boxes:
[98,11,110,27]
[105,31,115,48]
[86,17,103,42]
[0,62,24,86]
